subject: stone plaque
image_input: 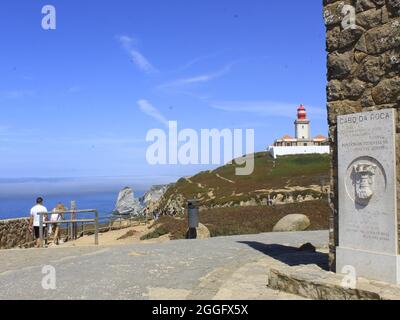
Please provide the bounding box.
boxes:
[337,109,399,283]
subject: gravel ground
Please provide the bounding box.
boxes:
[0,230,328,300]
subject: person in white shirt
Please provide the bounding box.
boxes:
[49,203,65,245]
[29,197,48,248]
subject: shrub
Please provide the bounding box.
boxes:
[140,216,188,240]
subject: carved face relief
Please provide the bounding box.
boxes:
[353,163,377,206]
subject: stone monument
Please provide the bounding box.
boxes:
[337,109,399,283]
[324,0,400,284]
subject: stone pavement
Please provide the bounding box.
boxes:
[0,231,328,300]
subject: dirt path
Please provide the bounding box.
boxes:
[55,223,170,248]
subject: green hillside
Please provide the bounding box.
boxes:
[158,152,331,211]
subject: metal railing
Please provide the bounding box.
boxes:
[39,209,99,248]
[37,210,153,248]
[103,213,148,232]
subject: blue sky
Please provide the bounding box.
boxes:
[0,0,327,194]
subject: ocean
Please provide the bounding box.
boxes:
[0,191,145,221]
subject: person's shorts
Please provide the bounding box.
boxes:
[33,226,47,239]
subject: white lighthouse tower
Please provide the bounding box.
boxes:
[267,104,329,158]
[295,104,311,140]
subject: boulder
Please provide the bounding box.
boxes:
[114,187,142,216]
[273,214,311,233]
[196,223,211,239]
[186,223,210,240]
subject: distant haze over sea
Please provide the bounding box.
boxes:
[0,176,175,220]
[0,176,176,197]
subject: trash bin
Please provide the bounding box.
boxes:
[188,199,199,229]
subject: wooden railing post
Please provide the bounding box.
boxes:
[94,210,99,245]
[39,212,44,248]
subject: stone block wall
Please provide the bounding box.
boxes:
[0,219,34,249]
[323,0,400,270]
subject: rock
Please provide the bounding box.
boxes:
[339,27,365,49]
[342,78,367,99]
[328,51,354,80]
[239,199,258,207]
[196,223,211,239]
[327,80,342,101]
[355,0,376,13]
[323,1,348,27]
[371,77,400,104]
[354,50,368,63]
[326,26,341,51]
[114,187,142,216]
[141,184,171,215]
[141,185,170,205]
[0,218,34,250]
[364,18,400,54]
[162,193,186,216]
[327,100,362,125]
[268,264,396,300]
[360,88,375,107]
[388,0,400,16]
[186,223,210,240]
[273,214,311,232]
[357,55,385,83]
[356,8,384,30]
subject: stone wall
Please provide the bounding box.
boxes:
[323,0,400,270]
[0,218,34,249]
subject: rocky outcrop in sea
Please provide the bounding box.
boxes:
[114,187,142,216]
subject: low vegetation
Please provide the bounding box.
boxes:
[117,230,137,240]
[142,200,329,240]
[158,153,331,210]
[140,216,188,240]
[201,200,329,237]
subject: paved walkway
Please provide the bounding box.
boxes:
[0,231,328,300]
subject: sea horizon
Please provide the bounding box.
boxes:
[0,190,146,221]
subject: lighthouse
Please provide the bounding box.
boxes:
[267,104,329,158]
[294,104,311,140]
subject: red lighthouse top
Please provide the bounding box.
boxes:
[297,104,307,120]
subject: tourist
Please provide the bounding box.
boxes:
[49,203,65,245]
[29,197,48,248]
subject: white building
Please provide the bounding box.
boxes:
[268,105,330,159]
